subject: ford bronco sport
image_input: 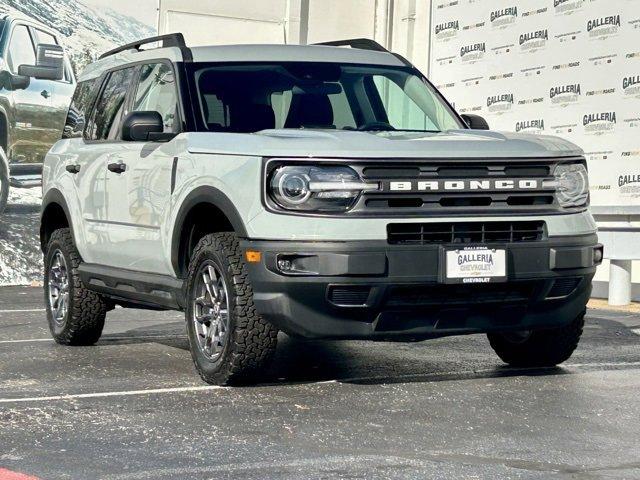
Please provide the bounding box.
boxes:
[0,14,74,214]
[40,35,602,385]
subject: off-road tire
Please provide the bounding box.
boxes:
[185,232,278,385]
[487,311,585,367]
[0,163,8,215]
[44,228,107,345]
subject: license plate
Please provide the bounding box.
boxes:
[445,247,506,283]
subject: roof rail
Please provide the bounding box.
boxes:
[314,38,389,53]
[314,38,413,67]
[99,33,187,60]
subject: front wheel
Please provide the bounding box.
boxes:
[487,311,585,367]
[185,233,278,385]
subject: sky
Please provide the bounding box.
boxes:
[81,0,158,27]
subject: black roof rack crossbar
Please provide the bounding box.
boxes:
[99,33,186,60]
[314,38,389,53]
[314,38,413,67]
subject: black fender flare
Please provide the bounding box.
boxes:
[170,186,248,276]
[40,188,74,252]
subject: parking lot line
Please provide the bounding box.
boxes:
[0,385,224,404]
[0,309,45,313]
[0,334,186,344]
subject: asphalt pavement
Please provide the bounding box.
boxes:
[1,286,639,479]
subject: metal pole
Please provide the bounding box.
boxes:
[157,0,162,35]
[609,259,632,306]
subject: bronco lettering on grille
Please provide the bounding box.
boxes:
[387,179,540,192]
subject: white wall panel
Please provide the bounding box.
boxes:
[429,0,640,211]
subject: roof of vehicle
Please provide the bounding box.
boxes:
[0,13,61,36]
[79,43,407,82]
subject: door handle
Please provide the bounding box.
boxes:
[107,162,127,174]
[65,164,81,174]
[41,90,50,99]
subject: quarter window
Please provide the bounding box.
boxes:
[133,63,179,133]
[7,25,36,73]
[86,67,137,141]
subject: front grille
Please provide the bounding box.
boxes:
[351,158,582,216]
[386,282,537,307]
[387,221,546,245]
[328,286,372,306]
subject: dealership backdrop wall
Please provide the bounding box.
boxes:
[157,0,640,302]
[429,0,640,302]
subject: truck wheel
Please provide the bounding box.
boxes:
[185,232,278,385]
[487,311,585,367]
[0,164,8,214]
[44,228,107,345]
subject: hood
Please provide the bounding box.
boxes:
[186,129,583,159]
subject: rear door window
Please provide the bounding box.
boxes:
[63,79,98,139]
[85,67,137,141]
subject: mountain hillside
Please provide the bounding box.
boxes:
[0,0,155,73]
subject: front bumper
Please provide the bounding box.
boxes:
[242,234,601,340]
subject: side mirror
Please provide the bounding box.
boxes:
[461,114,490,130]
[0,71,30,90]
[17,44,65,81]
[122,111,164,142]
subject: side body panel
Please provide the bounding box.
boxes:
[98,140,178,272]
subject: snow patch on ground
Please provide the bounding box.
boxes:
[0,187,43,286]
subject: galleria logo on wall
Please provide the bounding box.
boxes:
[460,42,486,63]
[554,0,584,15]
[487,93,514,113]
[519,29,548,52]
[587,15,621,39]
[490,7,517,28]
[623,75,640,98]
[583,111,617,134]
[515,119,545,133]
[550,83,581,106]
[618,174,640,197]
[435,20,459,40]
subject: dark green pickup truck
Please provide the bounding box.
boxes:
[0,15,75,213]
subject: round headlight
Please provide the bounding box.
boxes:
[268,164,374,212]
[278,172,311,204]
[554,163,589,207]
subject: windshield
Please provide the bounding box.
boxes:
[189,62,463,133]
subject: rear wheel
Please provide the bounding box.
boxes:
[487,311,585,367]
[44,228,107,345]
[0,163,8,215]
[185,232,278,385]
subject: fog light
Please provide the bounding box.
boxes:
[277,259,293,271]
[276,254,319,275]
[593,245,604,264]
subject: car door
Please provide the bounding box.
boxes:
[101,61,181,274]
[78,65,138,266]
[31,27,75,145]
[5,23,58,164]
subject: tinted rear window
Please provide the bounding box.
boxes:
[63,79,98,139]
[85,67,137,141]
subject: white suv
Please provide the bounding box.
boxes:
[41,34,602,385]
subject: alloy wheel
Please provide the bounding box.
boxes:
[192,262,230,361]
[48,250,70,328]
